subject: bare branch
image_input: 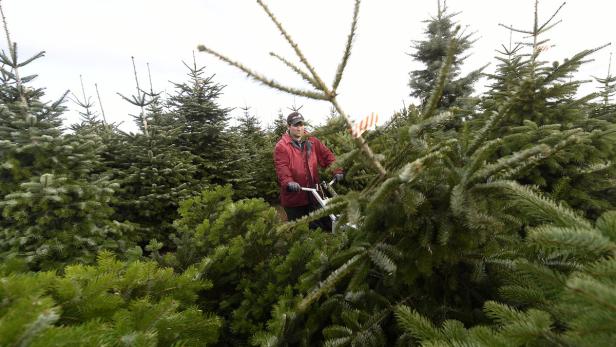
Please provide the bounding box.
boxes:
[332,0,360,91]
[269,52,319,89]
[538,2,566,32]
[197,44,329,100]
[255,0,330,93]
[537,20,562,35]
[498,23,532,35]
[95,83,107,124]
[130,56,149,136]
[0,0,26,105]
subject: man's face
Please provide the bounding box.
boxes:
[288,122,304,139]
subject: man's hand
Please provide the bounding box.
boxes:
[287,182,301,192]
[334,173,344,182]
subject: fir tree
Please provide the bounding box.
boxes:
[69,75,105,134]
[117,56,157,136]
[0,15,128,270]
[102,128,205,246]
[270,109,288,140]
[229,106,278,200]
[476,0,616,218]
[166,55,233,185]
[591,53,616,121]
[167,185,287,342]
[408,0,483,110]
[107,57,208,246]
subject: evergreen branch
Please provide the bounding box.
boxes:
[255,0,329,92]
[16,51,45,68]
[537,2,566,32]
[537,21,562,35]
[528,225,615,256]
[421,27,458,119]
[498,23,532,35]
[468,144,551,185]
[332,0,360,92]
[347,307,391,346]
[297,253,364,313]
[13,307,60,347]
[567,275,616,313]
[275,200,347,234]
[366,176,400,212]
[94,83,107,124]
[543,46,610,85]
[408,111,456,138]
[116,92,156,107]
[467,102,513,155]
[477,180,592,229]
[395,305,441,341]
[585,257,616,278]
[197,44,328,100]
[0,62,14,77]
[575,161,612,175]
[0,2,27,106]
[465,138,503,181]
[129,56,149,137]
[269,52,319,89]
[51,90,70,111]
[484,301,554,341]
[368,248,396,274]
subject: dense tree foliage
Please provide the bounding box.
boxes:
[1,0,615,346]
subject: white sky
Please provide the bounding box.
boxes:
[4,0,615,132]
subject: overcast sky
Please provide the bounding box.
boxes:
[4,0,614,132]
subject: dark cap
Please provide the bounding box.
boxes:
[287,112,304,125]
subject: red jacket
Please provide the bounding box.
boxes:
[274,133,341,207]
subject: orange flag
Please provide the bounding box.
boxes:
[351,112,378,138]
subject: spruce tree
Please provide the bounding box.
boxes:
[68,75,105,134]
[0,31,127,270]
[166,55,233,186]
[476,0,616,218]
[271,109,288,140]
[105,59,206,246]
[408,0,483,110]
[591,53,616,121]
[228,106,278,200]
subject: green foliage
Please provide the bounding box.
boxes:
[0,46,129,270]
[102,128,205,245]
[0,252,221,346]
[477,11,616,218]
[395,207,616,346]
[408,1,483,110]
[0,171,128,270]
[166,59,233,186]
[228,107,279,201]
[169,185,284,340]
[3,1,616,345]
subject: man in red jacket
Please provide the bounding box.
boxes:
[274,112,343,230]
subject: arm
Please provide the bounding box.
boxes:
[315,138,343,174]
[274,143,294,188]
